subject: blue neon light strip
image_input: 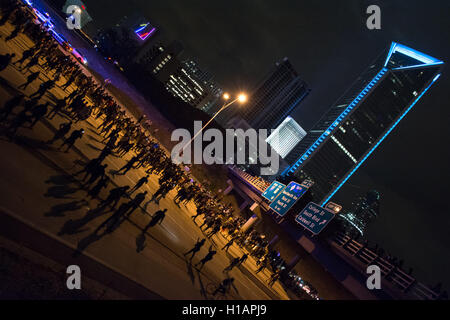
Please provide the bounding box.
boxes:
[384,42,397,67]
[282,67,388,176]
[392,61,444,71]
[134,24,148,33]
[320,73,441,206]
[384,42,443,67]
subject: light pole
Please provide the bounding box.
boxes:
[180,93,247,154]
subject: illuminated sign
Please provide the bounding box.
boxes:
[269,181,312,217]
[296,202,336,235]
[261,181,286,202]
[134,23,156,41]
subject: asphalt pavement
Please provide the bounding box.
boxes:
[0,20,290,300]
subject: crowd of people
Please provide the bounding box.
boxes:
[0,0,285,298]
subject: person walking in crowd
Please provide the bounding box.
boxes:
[195,245,216,270]
[0,94,24,122]
[184,238,206,260]
[129,175,149,194]
[142,208,167,232]
[18,71,40,90]
[59,128,84,152]
[46,121,72,145]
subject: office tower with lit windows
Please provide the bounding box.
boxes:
[162,62,209,107]
[338,190,381,236]
[266,116,307,159]
[281,42,443,205]
[144,42,209,106]
[183,60,223,112]
[240,58,310,131]
[147,41,183,76]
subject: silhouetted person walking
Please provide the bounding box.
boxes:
[195,245,216,270]
[29,102,49,128]
[95,202,130,234]
[18,71,39,90]
[223,257,240,273]
[84,164,108,187]
[115,155,139,175]
[47,98,66,119]
[59,128,84,152]
[0,53,15,72]
[0,94,24,122]
[99,186,130,211]
[47,121,72,145]
[126,191,148,217]
[14,47,36,67]
[129,175,149,194]
[8,109,31,134]
[238,253,248,266]
[184,238,206,260]
[29,80,55,99]
[142,208,167,231]
[222,233,239,252]
[87,176,109,199]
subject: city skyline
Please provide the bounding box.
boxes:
[78,1,450,251]
[0,0,448,301]
[282,42,443,205]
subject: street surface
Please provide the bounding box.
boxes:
[0,18,290,300]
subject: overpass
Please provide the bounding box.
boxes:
[226,166,442,300]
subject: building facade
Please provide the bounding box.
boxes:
[240,58,310,130]
[281,42,443,205]
[266,116,307,159]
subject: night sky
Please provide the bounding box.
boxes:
[82,0,450,289]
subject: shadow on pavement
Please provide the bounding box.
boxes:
[86,134,102,143]
[44,199,88,217]
[44,185,79,199]
[86,142,102,152]
[45,174,75,185]
[185,259,196,285]
[197,269,208,299]
[135,231,146,253]
[58,205,112,236]
[10,133,52,151]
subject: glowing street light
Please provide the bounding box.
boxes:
[181,92,248,154]
[237,93,247,103]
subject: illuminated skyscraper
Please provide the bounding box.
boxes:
[281,42,443,205]
[240,58,310,131]
[338,190,380,236]
[266,116,307,158]
[216,58,309,129]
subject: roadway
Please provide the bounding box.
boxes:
[0,18,290,299]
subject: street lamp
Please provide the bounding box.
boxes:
[180,92,247,154]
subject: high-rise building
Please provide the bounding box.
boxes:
[240,58,310,130]
[139,43,222,108]
[147,41,183,76]
[183,60,223,112]
[281,42,443,205]
[266,116,307,159]
[338,190,380,236]
[163,61,209,107]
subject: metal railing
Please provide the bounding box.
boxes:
[228,167,443,300]
[331,232,440,300]
[229,166,271,193]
